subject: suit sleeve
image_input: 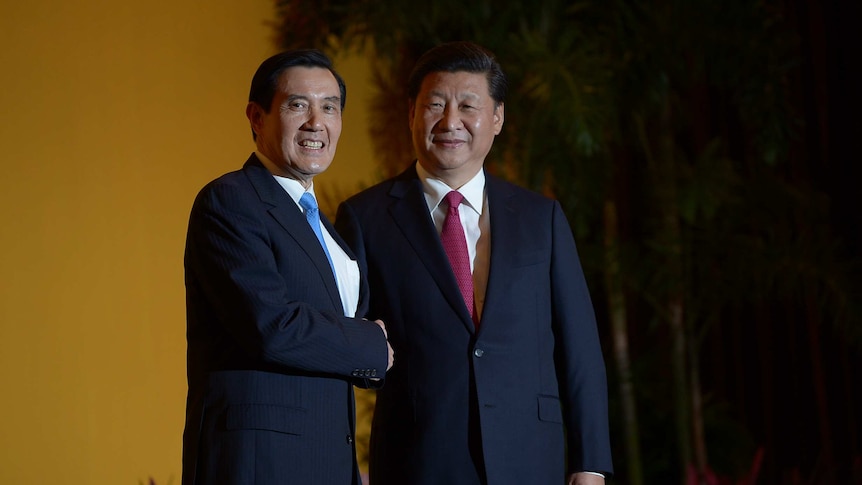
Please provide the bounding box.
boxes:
[185,181,388,380]
[549,201,614,477]
[331,200,386,390]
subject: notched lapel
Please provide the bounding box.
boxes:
[242,155,344,314]
[388,171,476,331]
[482,176,524,324]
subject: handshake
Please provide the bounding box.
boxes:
[373,319,395,373]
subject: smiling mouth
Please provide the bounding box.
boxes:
[299,140,324,149]
[434,139,464,148]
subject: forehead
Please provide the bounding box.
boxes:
[275,66,340,96]
[419,71,490,99]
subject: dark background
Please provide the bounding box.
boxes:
[277,0,862,483]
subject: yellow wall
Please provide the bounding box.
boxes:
[0,1,375,483]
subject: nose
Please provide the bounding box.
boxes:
[439,104,461,130]
[303,108,324,131]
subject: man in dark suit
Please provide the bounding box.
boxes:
[335,42,613,484]
[182,49,394,485]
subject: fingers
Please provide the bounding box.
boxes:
[373,319,394,371]
[374,319,388,339]
[385,340,395,371]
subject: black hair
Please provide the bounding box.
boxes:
[407,41,507,105]
[247,49,346,139]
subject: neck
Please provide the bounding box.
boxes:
[257,152,313,189]
[418,163,481,190]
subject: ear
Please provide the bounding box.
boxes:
[493,102,505,135]
[408,99,416,129]
[246,102,263,137]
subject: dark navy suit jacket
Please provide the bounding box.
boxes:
[182,155,387,485]
[336,164,613,485]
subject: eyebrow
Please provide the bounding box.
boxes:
[285,94,342,105]
[426,90,481,101]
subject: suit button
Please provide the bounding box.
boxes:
[473,348,484,358]
[346,435,354,445]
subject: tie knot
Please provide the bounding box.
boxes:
[444,191,464,211]
[299,192,319,213]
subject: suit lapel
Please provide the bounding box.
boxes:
[242,155,344,314]
[388,165,476,331]
[482,174,519,325]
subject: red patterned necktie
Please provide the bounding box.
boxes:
[440,191,475,322]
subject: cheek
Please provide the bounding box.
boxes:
[414,124,433,146]
[420,113,439,130]
[278,115,300,135]
[328,122,343,145]
[472,117,495,137]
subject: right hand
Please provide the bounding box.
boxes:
[374,319,395,371]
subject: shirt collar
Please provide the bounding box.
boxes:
[256,151,315,206]
[415,162,485,215]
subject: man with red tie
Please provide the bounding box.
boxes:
[336,41,613,484]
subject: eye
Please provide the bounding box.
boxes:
[323,104,339,114]
[288,101,308,111]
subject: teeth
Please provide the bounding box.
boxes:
[299,140,323,149]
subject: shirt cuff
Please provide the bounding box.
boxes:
[582,471,605,478]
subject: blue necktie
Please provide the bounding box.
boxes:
[299,192,335,277]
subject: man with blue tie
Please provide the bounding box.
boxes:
[182,49,394,485]
[336,41,613,484]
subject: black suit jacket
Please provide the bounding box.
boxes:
[336,164,613,485]
[182,155,388,485]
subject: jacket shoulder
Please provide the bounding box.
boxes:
[342,165,418,208]
[343,178,395,205]
[487,173,557,210]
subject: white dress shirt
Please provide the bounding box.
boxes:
[416,163,491,319]
[257,152,360,317]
